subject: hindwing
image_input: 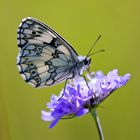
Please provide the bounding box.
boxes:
[17,17,78,87]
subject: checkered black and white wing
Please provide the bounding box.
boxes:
[17,17,78,87]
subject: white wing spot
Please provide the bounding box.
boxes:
[57,45,70,55]
[26,45,36,50]
[39,32,54,43]
[28,39,44,44]
[46,79,53,85]
[17,39,20,44]
[34,35,53,43]
[23,29,32,34]
[33,61,46,67]
[37,65,49,73]
[19,64,28,71]
[44,46,55,53]
[40,72,50,80]
[24,72,31,79]
[16,54,21,63]
[17,65,21,72]
[20,34,24,38]
[26,20,33,25]
[22,23,29,28]
[20,39,26,45]
[21,74,26,80]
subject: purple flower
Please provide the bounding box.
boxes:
[41,69,130,128]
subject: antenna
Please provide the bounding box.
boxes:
[88,49,105,57]
[86,35,101,57]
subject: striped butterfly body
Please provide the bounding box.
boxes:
[17,17,91,87]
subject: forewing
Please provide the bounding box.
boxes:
[17,17,78,87]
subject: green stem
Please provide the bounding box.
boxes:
[91,109,104,140]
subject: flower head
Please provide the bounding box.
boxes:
[41,69,130,128]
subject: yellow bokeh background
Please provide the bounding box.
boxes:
[0,0,139,140]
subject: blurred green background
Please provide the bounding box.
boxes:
[0,0,139,140]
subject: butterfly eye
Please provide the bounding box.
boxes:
[84,58,91,66]
[84,59,88,65]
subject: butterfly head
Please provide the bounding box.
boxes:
[77,56,91,74]
[84,57,91,67]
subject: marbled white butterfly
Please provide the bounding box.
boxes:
[17,17,102,88]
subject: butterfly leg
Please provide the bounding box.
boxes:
[80,74,98,103]
[86,69,98,103]
[58,77,74,100]
[79,75,90,90]
[87,68,94,78]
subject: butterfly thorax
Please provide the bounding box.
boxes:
[72,56,91,76]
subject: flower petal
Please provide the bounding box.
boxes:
[76,109,89,116]
[41,110,54,121]
[49,117,61,128]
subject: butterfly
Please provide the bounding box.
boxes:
[17,17,102,88]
